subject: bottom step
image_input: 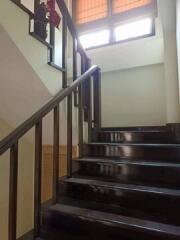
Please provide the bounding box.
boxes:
[42,203,180,240]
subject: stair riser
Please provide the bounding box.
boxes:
[77,162,180,188]
[87,145,180,162]
[43,211,178,240]
[65,182,180,225]
[97,132,174,143]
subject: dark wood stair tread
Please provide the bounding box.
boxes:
[65,178,180,196]
[48,203,180,238]
[99,130,167,133]
[88,142,180,147]
[56,196,178,225]
[75,157,180,167]
[101,126,166,131]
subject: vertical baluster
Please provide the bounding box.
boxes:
[87,59,92,142]
[78,54,85,157]
[9,142,18,240]
[49,0,55,63]
[67,94,72,177]
[83,58,90,121]
[62,16,67,88]
[53,105,60,203]
[73,39,78,106]
[80,55,89,121]
[34,0,40,13]
[49,27,55,62]
[78,83,83,158]
[93,68,102,130]
[34,120,42,238]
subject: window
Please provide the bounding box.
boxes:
[75,0,156,49]
[114,18,152,41]
[79,29,110,49]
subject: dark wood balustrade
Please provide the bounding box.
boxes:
[0,1,101,239]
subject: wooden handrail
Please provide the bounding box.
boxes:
[0,65,99,156]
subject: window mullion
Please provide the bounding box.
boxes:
[107,0,113,17]
[107,0,114,44]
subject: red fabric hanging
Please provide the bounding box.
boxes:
[47,0,61,28]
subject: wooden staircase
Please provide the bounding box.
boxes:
[1,1,180,240]
[40,127,180,240]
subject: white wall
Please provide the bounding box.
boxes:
[102,64,166,127]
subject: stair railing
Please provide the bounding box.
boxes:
[0,0,101,239]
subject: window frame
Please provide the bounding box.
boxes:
[73,0,157,50]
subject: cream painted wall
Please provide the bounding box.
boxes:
[159,0,180,123]
[177,0,180,86]
[0,119,34,240]
[21,0,34,12]
[176,0,180,104]
[86,0,180,126]
[0,0,62,95]
[101,64,166,127]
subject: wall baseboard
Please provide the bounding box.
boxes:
[18,230,44,240]
[18,230,34,240]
